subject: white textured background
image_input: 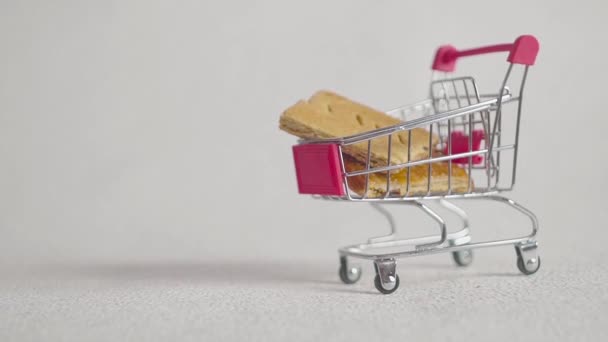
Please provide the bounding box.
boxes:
[1,0,607,341]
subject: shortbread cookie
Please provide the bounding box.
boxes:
[342,156,472,198]
[279,90,438,167]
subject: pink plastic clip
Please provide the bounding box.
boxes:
[292,144,345,196]
[443,130,485,165]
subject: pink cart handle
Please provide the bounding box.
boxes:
[432,35,539,72]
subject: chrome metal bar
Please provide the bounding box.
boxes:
[303,96,513,146]
[364,140,371,198]
[431,75,476,83]
[434,93,515,102]
[384,135,392,198]
[338,144,352,200]
[411,200,447,250]
[484,109,492,185]
[495,105,503,184]
[318,190,502,202]
[467,76,494,183]
[485,195,538,238]
[451,79,466,130]
[338,195,538,260]
[355,234,442,251]
[368,203,397,243]
[437,119,486,126]
[490,64,513,186]
[342,98,511,144]
[340,237,530,260]
[468,112,474,192]
[406,130,411,196]
[346,145,515,177]
[438,199,471,243]
[512,66,529,188]
[462,78,475,105]
[447,118,452,195]
[386,99,432,117]
[427,124,433,195]
[461,79,473,136]
[436,78,451,144]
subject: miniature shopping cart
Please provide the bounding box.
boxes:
[288,35,541,294]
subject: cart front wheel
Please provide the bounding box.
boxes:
[374,274,400,294]
[452,249,473,267]
[517,255,541,275]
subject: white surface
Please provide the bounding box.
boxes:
[2,250,608,341]
[1,0,608,341]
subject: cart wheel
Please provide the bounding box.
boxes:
[339,264,362,284]
[374,274,400,295]
[339,257,362,284]
[517,255,541,275]
[452,249,473,267]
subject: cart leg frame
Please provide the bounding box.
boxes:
[338,195,540,293]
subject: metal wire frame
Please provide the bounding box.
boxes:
[301,63,530,202]
[341,93,514,201]
[337,195,538,260]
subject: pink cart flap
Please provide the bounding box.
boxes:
[292,144,345,196]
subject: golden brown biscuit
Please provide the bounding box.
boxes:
[342,156,472,198]
[279,90,438,167]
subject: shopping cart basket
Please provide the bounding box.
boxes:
[289,35,540,294]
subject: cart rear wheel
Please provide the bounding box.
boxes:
[339,257,362,284]
[452,249,473,267]
[517,255,541,275]
[339,265,362,284]
[374,274,400,295]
